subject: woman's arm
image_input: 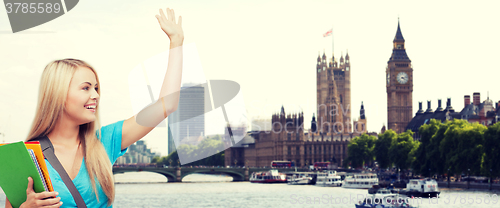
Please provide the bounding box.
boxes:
[121,8,184,150]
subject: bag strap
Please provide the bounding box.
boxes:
[31,136,88,208]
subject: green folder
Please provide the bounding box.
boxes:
[0,141,47,208]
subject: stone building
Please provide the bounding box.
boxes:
[386,21,414,134]
[225,106,375,168]
[406,92,500,140]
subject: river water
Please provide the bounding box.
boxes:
[1,172,499,208]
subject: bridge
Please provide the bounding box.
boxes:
[112,167,310,182]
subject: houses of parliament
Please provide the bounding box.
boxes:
[224,22,412,167]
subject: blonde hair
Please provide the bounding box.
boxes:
[26,59,114,205]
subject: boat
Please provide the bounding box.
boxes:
[343,173,379,189]
[287,172,314,185]
[249,169,287,183]
[368,185,399,194]
[315,170,343,187]
[356,189,416,208]
[400,178,440,198]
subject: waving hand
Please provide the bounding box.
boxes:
[156,8,184,48]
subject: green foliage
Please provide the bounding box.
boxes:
[389,130,418,171]
[374,130,397,169]
[481,122,500,178]
[345,134,377,168]
[440,119,486,176]
[412,119,441,176]
[156,135,226,167]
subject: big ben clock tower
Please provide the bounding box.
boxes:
[386,20,413,134]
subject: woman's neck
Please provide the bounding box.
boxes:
[47,116,81,146]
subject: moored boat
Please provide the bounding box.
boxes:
[287,172,314,185]
[343,173,379,189]
[355,190,416,208]
[250,169,287,183]
[315,170,343,187]
[400,178,440,198]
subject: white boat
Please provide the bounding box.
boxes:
[401,178,440,197]
[315,170,343,187]
[356,189,415,208]
[343,173,379,189]
[287,172,313,185]
[250,169,287,183]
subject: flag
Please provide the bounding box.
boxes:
[323,29,332,37]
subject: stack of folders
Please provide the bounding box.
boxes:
[0,141,54,208]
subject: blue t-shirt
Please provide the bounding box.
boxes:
[45,120,127,207]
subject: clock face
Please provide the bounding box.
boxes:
[397,72,408,84]
[387,73,390,85]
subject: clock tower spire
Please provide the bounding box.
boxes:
[386,20,413,134]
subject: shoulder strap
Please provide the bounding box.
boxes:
[31,136,88,208]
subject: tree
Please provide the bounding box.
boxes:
[375,130,397,169]
[481,122,500,182]
[412,119,440,176]
[345,134,377,168]
[440,119,486,176]
[389,130,418,173]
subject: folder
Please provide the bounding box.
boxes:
[0,141,54,208]
[24,142,54,192]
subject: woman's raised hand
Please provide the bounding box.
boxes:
[156,8,184,48]
[20,177,62,208]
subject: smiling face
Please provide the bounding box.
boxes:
[64,66,100,125]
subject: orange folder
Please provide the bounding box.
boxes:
[0,142,54,192]
[25,142,54,192]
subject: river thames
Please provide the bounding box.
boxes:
[1,172,499,208]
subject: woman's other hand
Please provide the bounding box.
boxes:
[19,177,62,208]
[156,8,184,48]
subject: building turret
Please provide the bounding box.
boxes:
[311,113,317,133]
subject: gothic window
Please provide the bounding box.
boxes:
[340,95,343,103]
[288,133,291,141]
[296,132,299,141]
[296,146,300,156]
[288,147,291,155]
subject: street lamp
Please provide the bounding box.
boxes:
[448,168,450,188]
[490,169,493,190]
[467,168,470,189]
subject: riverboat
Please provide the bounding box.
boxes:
[356,189,416,208]
[249,170,287,183]
[287,172,314,185]
[315,170,343,187]
[343,173,379,189]
[400,178,440,198]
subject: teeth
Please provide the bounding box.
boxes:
[86,106,96,109]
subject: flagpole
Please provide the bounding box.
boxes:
[332,25,334,59]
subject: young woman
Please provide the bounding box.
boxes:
[5,8,183,208]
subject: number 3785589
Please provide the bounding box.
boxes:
[5,3,61,14]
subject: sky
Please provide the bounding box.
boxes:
[0,0,499,156]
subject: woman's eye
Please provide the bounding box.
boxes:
[83,87,89,90]
[95,87,99,91]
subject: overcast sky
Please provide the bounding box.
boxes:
[1,0,499,156]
